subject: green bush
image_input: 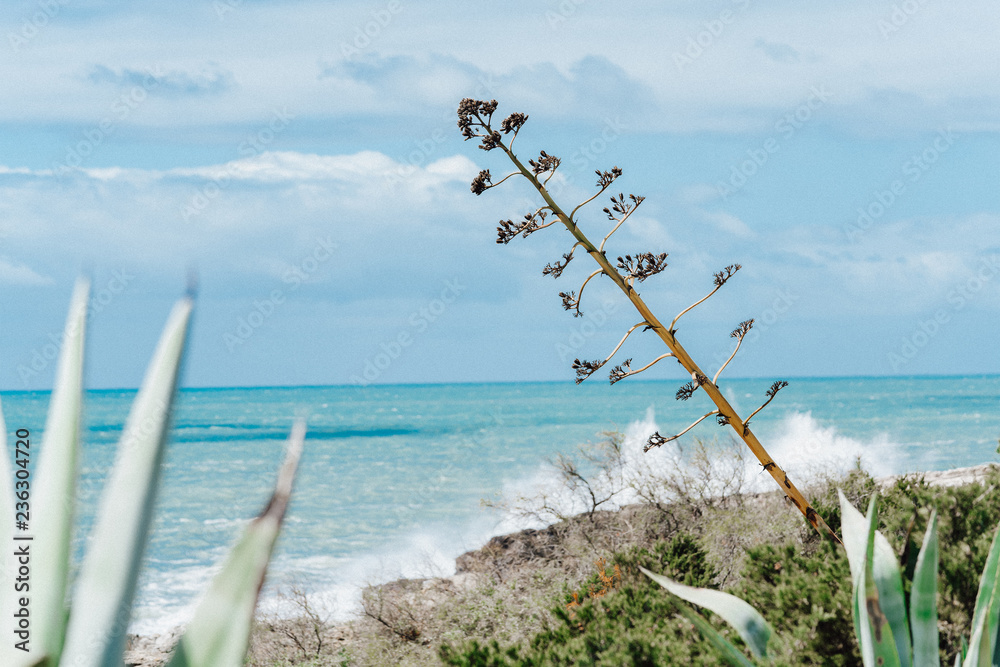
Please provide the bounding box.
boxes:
[440,468,1000,667]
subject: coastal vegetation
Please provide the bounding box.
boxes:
[242,446,1000,666]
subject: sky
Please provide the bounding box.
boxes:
[0,0,998,390]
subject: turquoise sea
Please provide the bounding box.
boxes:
[2,376,998,634]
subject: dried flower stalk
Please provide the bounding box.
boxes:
[457,98,840,544]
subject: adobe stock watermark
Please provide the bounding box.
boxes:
[385,73,501,188]
[223,236,337,352]
[213,0,245,20]
[544,0,589,28]
[339,0,403,59]
[844,127,957,243]
[349,278,466,386]
[673,0,752,72]
[876,0,929,38]
[887,254,1000,371]
[716,85,832,201]
[705,287,799,379]
[16,269,136,386]
[53,65,165,175]
[555,297,619,364]
[8,0,71,51]
[395,408,505,518]
[180,107,295,222]
[544,116,626,200]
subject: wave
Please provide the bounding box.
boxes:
[125,408,917,636]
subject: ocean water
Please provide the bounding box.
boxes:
[1,376,998,634]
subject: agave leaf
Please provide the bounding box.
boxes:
[840,490,868,651]
[670,596,759,667]
[60,296,193,667]
[640,565,771,660]
[910,510,939,667]
[840,491,912,667]
[860,495,903,667]
[168,421,305,667]
[963,524,1000,667]
[32,279,89,664]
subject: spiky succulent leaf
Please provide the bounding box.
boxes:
[640,565,771,660]
[963,525,1000,666]
[31,279,89,664]
[671,597,758,667]
[910,510,939,667]
[59,296,193,667]
[840,491,912,667]
[168,421,304,667]
[860,495,903,667]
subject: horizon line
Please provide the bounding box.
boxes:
[2,372,998,394]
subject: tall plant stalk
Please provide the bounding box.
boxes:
[458,98,840,545]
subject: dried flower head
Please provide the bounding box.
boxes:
[595,167,623,189]
[675,382,696,401]
[603,193,645,221]
[496,210,548,244]
[644,432,668,452]
[528,150,561,175]
[471,169,492,195]
[500,112,528,134]
[713,263,742,288]
[617,252,668,283]
[559,290,581,316]
[717,414,731,426]
[543,252,574,278]
[731,319,754,340]
[457,98,503,151]
[766,380,789,398]
[608,359,632,385]
[572,358,602,384]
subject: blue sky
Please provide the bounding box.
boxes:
[1,0,998,389]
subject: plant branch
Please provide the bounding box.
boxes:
[744,381,789,427]
[609,353,674,385]
[713,319,754,385]
[643,411,720,452]
[458,98,841,545]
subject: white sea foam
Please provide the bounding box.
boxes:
[127,408,920,637]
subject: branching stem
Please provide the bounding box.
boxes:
[618,353,673,380]
[713,338,744,385]
[466,109,841,544]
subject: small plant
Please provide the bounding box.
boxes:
[457,98,838,543]
[0,280,304,667]
[565,557,622,622]
[641,490,1000,666]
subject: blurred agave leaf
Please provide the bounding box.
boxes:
[60,296,193,667]
[840,491,911,667]
[963,525,1000,666]
[910,510,939,667]
[859,495,903,667]
[32,279,89,664]
[168,421,305,667]
[640,565,770,661]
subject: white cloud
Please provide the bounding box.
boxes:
[3,2,995,133]
[0,258,51,286]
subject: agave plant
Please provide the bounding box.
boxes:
[643,491,1000,666]
[0,280,304,667]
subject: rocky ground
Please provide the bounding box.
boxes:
[122,462,999,667]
